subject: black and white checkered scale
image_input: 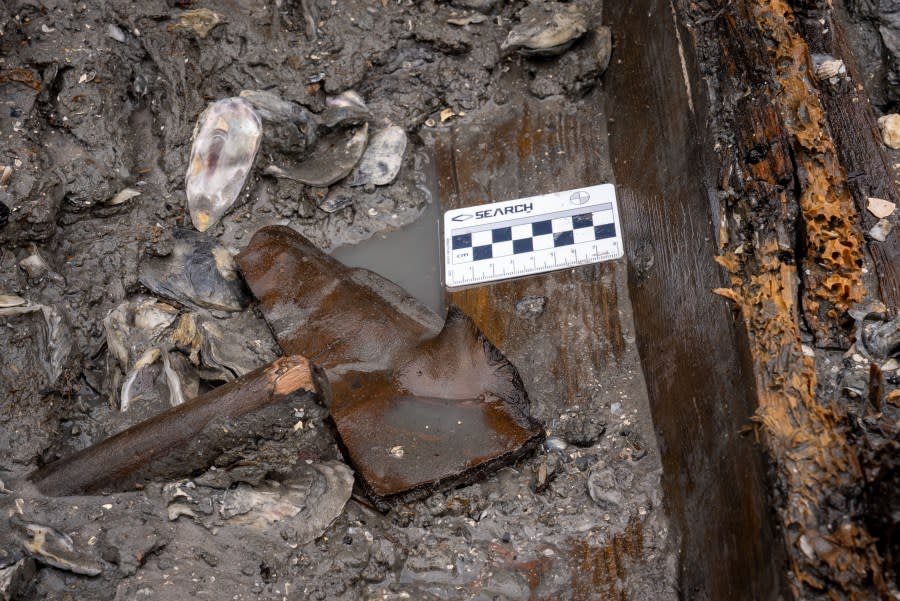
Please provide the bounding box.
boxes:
[449,210,616,263]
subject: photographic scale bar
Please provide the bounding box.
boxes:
[443,184,624,288]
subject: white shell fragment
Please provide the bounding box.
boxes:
[878,113,900,150]
[264,123,368,187]
[349,125,407,187]
[867,196,896,219]
[869,218,894,242]
[0,294,27,308]
[320,90,371,128]
[814,58,845,81]
[185,97,262,232]
[107,187,141,206]
[502,3,588,57]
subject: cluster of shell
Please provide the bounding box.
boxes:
[185,89,408,230]
[105,254,279,420]
[98,88,412,411]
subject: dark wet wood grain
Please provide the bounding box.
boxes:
[432,98,626,422]
[604,1,788,599]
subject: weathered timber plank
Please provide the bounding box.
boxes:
[430,93,659,599]
[677,0,889,598]
[605,1,788,600]
[432,97,626,421]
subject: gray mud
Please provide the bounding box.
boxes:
[1,1,676,599]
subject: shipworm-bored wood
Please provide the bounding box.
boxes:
[28,355,325,496]
[689,0,888,598]
[790,1,900,308]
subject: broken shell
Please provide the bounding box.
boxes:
[239,89,317,129]
[104,297,179,372]
[107,187,141,206]
[185,97,262,232]
[348,125,407,187]
[878,114,900,150]
[0,295,27,308]
[106,23,126,43]
[138,228,251,312]
[195,311,279,381]
[447,13,488,27]
[0,300,71,384]
[814,58,845,81]
[219,462,353,544]
[867,196,896,219]
[543,437,568,453]
[502,3,588,57]
[264,123,368,187]
[12,519,103,576]
[240,89,318,151]
[320,90,371,129]
[869,218,894,242]
[173,8,224,39]
[319,188,354,213]
[104,297,179,408]
[593,26,613,75]
[19,250,51,279]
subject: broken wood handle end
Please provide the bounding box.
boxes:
[27,354,325,497]
[270,354,329,402]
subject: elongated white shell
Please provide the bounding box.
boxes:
[185,97,262,232]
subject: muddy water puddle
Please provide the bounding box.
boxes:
[331,189,445,317]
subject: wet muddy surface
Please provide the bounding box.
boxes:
[0,1,676,599]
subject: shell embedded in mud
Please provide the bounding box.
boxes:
[348,125,408,187]
[264,123,369,187]
[185,97,262,232]
[138,228,251,312]
[320,90,371,129]
[239,89,318,154]
[878,113,900,149]
[502,2,588,57]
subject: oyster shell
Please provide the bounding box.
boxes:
[240,89,318,153]
[348,125,407,187]
[195,311,279,381]
[320,90,371,129]
[502,2,588,57]
[11,519,103,576]
[104,296,276,412]
[264,123,369,187]
[138,228,251,313]
[218,462,354,543]
[104,297,180,410]
[185,97,262,232]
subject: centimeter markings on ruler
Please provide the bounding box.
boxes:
[443,184,624,288]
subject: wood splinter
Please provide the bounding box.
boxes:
[28,355,327,497]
